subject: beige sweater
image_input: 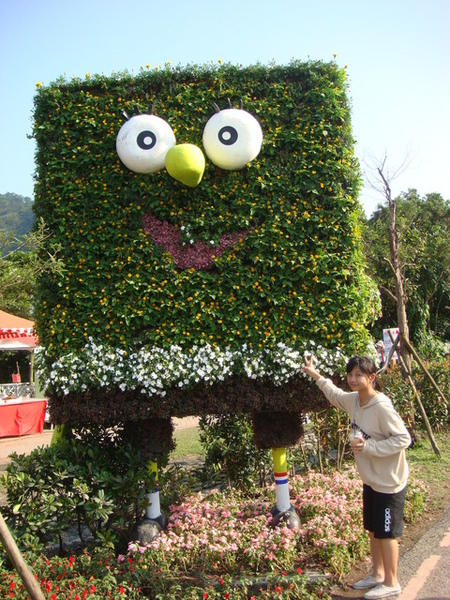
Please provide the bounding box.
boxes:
[316,377,411,494]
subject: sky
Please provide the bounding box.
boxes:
[0,0,449,218]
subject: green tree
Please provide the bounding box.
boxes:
[0,220,64,383]
[0,192,34,239]
[0,219,64,317]
[364,189,450,343]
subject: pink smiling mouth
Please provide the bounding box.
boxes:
[143,214,248,270]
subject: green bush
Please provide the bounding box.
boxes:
[380,356,450,433]
[199,414,272,488]
[414,357,450,430]
[415,329,450,361]
[380,369,418,433]
[296,407,351,472]
[1,426,153,557]
[404,476,429,524]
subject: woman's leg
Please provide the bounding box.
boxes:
[369,532,385,580]
[379,537,399,586]
[370,534,399,586]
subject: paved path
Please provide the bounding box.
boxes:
[397,504,450,600]
[0,429,54,467]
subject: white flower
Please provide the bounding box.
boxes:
[38,336,354,399]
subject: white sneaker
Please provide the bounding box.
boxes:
[352,575,384,590]
[363,583,401,599]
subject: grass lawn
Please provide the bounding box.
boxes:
[406,429,450,512]
[171,424,203,457]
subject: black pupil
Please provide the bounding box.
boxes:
[137,130,157,150]
[218,126,238,146]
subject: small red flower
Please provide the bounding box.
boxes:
[297,567,302,575]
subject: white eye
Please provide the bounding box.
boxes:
[116,114,176,174]
[202,108,263,170]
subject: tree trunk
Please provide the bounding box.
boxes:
[378,167,412,373]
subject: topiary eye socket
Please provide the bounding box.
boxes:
[202,108,263,170]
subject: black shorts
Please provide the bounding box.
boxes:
[362,484,407,539]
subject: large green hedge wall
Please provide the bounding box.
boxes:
[32,60,379,425]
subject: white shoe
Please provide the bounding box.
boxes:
[363,583,401,599]
[352,575,384,590]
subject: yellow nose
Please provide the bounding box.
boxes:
[165,144,205,187]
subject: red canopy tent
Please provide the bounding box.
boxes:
[0,309,38,350]
[0,311,47,437]
[0,309,38,386]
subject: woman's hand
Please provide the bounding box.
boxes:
[350,438,365,455]
[302,354,322,381]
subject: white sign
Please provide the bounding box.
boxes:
[383,328,400,362]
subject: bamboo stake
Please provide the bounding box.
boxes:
[0,512,45,600]
[400,334,449,406]
[387,332,441,458]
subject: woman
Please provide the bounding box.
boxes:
[302,355,411,599]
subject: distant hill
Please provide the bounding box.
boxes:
[0,192,34,236]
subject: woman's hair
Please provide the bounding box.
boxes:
[346,356,382,390]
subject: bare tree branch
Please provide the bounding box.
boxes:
[379,285,397,303]
[363,149,414,196]
[364,151,413,371]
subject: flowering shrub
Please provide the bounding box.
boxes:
[290,470,369,574]
[0,549,143,599]
[0,466,429,598]
[37,338,346,398]
[126,468,367,583]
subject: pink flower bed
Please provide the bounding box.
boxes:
[126,468,368,578]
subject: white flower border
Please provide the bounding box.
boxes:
[35,338,353,398]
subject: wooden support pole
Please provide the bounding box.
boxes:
[387,332,441,458]
[400,334,449,406]
[0,512,45,600]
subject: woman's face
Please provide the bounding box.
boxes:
[347,366,375,392]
